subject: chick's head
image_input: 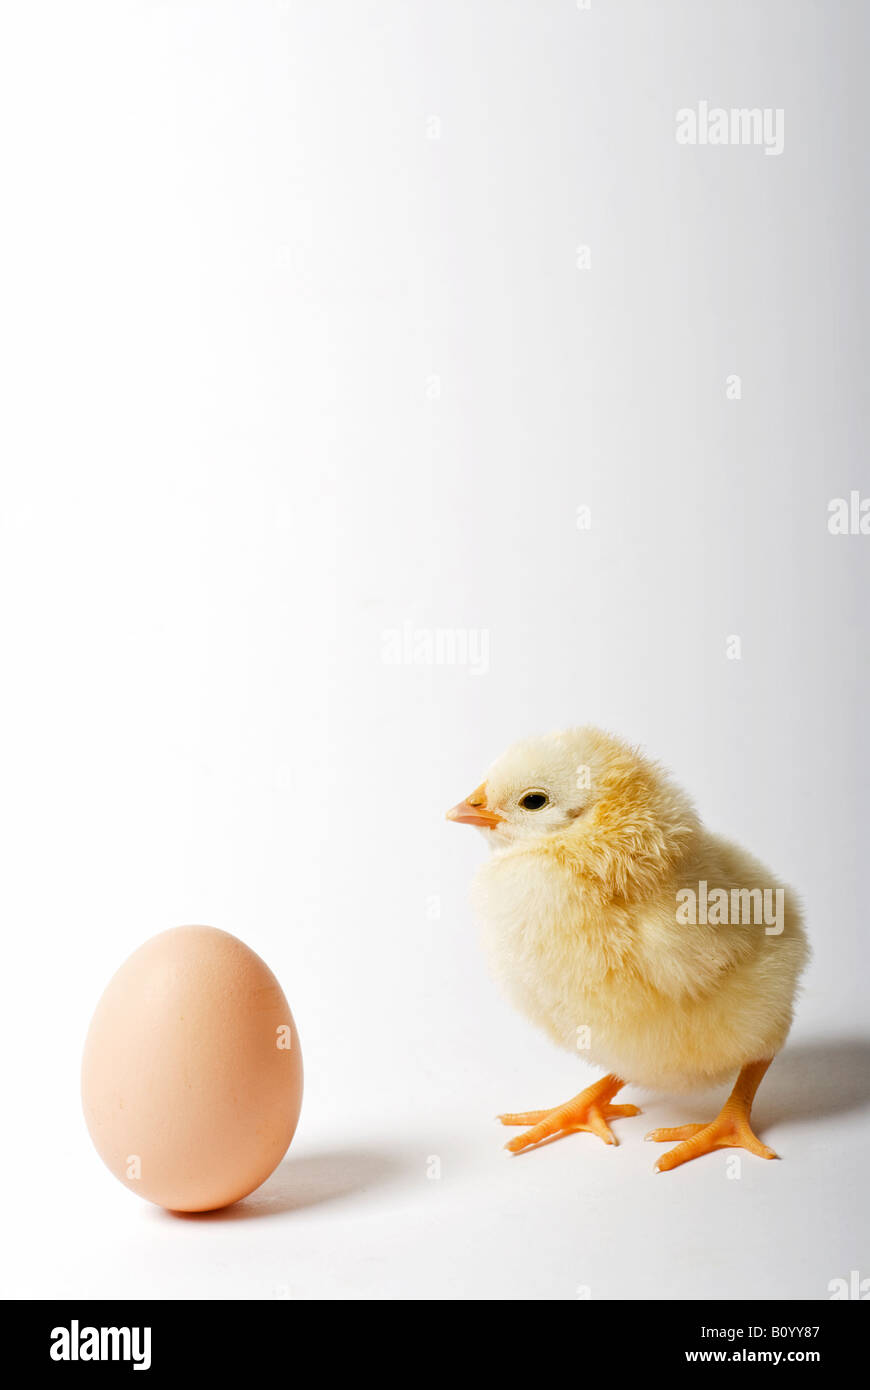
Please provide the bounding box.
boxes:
[448,726,700,900]
[447,730,596,846]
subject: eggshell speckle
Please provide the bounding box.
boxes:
[82,925,303,1212]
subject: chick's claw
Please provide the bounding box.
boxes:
[498,1074,639,1154]
[501,1102,639,1154]
[650,1117,778,1172]
[647,1061,779,1172]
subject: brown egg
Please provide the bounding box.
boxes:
[82,925,303,1212]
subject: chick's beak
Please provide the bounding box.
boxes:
[446,783,504,828]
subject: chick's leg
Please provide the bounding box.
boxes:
[499,1073,639,1154]
[647,1058,778,1173]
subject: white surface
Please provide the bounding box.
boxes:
[1,1,868,1300]
[8,1033,870,1301]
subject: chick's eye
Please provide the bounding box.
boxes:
[519,792,548,811]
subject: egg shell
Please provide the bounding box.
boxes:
[82,925,303,1212]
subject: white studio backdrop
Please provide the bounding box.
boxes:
[0,0,867,1300]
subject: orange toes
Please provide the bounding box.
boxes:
[653,1116,779,1172]
[504,1104,615,1154]
[648,1058,780,1172]
[499,1062,781,1172]
[498,1109,552,1126]
[498,1076,640,1155]
[645,1123,708,1143]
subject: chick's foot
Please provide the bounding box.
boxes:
[499,1073,639,1154]
[646,1058,778,1172]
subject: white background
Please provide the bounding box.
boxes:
[1,0,867,1300]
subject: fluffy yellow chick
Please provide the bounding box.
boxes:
[447,727,809,1172]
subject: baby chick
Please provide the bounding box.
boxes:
[447,727,808,1172]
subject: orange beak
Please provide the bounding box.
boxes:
[446,783,504,829]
